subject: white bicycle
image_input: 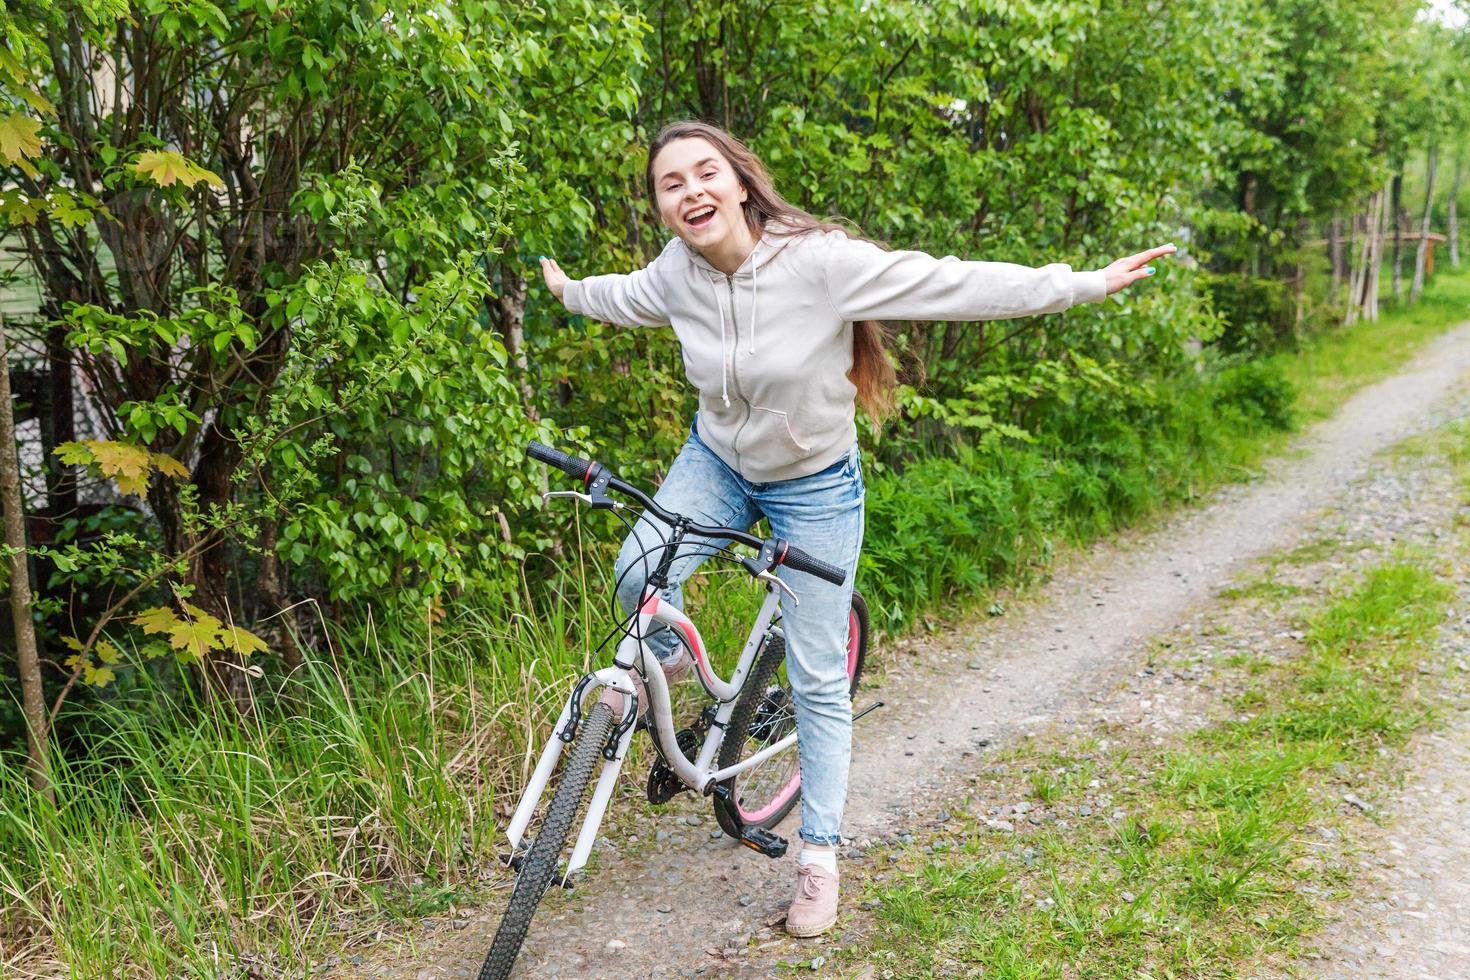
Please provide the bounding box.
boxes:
[479,441,874,979]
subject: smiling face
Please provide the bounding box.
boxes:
[651,137,751,254]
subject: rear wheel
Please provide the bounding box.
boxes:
[479,701,614,980]
[715,592,869,836]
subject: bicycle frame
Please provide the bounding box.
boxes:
[504,580,789,878]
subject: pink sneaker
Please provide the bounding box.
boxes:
[785,863,839,937]
[599,649,694,718]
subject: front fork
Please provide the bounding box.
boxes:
[503,665,639,879]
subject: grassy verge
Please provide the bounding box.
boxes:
[2,268,1467,977]
[842,548,1458,978]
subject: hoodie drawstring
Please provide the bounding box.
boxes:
[703,240,763,409]
[705,269,731,407]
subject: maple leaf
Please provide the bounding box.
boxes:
[0,113,42,176]
[222,625,268,658]
[134,606,182,635]
[53,442,93,467]
[151,453,190,479]
[0,189,40,225]
[141,640,171,660]
[134,150,224,190]
[115,472,148,497]
[0,46,25,85]
[85,440,151,481]
[60,634,85,651]
[64,653,86,671]
[169,618,221,660]
[96,639,123,664]
[83,663,117,687]
[169,603,225,661]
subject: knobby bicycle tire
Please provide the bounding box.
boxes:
[479,701,615,980]
[715,592,869,838]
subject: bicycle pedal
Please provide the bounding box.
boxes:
[739,826,788,859]
[500,852,524,873]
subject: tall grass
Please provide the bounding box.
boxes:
[1,266,1467,976]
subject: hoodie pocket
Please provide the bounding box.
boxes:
[739,406,813,470]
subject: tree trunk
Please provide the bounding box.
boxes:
[1411,146,1438,305]
[1329,214,1345,305]
[1293,216,1309,331]
[1346,199,1371,326]
[0,315,53,801]
[1367,183,1388,322]
[492,262,538,422]
[258,517,304,681]
[1450,148,1463,269]
[1390,171,1403,302]
[188,423,254,713]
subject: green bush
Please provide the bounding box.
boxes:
[1211,361,1296,431]
[1205,273,1298,354]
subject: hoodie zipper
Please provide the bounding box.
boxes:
[726,274,753,474]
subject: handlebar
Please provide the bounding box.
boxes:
[527,440,848,587]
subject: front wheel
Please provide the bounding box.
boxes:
[479,701,614,980]
[715,592,869,837]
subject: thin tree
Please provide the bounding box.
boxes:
[1411,146,1439,303]
[0,314,53,801]
[1449,147,1462,268]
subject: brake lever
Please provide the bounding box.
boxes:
[541,490,626,510]
[755,570,799,606]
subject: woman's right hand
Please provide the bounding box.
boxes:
[539,256,570,303]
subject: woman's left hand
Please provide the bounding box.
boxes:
[1101,244,1177,295]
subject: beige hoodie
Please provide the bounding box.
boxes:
[563,228,1107,483]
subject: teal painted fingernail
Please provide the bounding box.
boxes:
[1146,267,1156,275]
[539,255,547,260]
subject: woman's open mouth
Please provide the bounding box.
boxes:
[685,205,717,228]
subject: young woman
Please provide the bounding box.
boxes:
[540,120,1173,936]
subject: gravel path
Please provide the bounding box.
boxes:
[1309,722,1470,979]
[349,322,1470,980]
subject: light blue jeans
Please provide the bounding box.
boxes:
[613,421,865,846]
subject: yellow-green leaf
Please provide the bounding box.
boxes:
[222,625,268,657]
[0,45,26,86]
[20,86,55,116]
[0,189,40,225]
[115,472,148,497]
[151,453,190,479]
[60,634,85,652]
[54,441,94,466]
[95,639,123,664]
[134,150,224,189]
[169,618,221,660]
[86,439,151,481]
[83,663,117,687]
[134,605,182,635]
[141,640,171,660]
[0,113,42,167]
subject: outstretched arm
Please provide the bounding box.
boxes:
[823,237,1177,323]
[537,253,671,327]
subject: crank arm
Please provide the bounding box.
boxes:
[853,699,884,723]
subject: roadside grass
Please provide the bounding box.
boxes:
[2,267,1467,977]
[1279,268,1470,426]
[842,551,1457,978]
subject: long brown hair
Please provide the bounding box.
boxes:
[645,120,897,422]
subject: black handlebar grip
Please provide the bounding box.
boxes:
[527,441,594,482]
[781,545,848,586]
